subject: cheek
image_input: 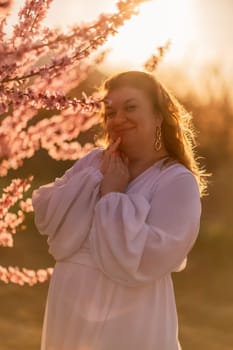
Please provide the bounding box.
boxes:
[142,119,157,139]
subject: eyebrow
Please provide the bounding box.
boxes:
[104,98,138,109]
[124,98,138,104]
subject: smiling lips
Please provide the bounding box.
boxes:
[113,126,136,134]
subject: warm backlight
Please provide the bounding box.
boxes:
[104,0,197,67]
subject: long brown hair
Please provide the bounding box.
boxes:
[98,70,208,197]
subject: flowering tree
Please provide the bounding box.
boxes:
[0,0,168,286]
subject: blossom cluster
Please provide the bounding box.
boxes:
[143,40,171,72]
[0,265,54,285]
[0,0,150,285]
[0,177,33,247]
[0,0,149,173]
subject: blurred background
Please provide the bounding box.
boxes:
[1,0,233,349]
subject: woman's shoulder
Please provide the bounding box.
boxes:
[161,160,193,176]
[157,160,198,188]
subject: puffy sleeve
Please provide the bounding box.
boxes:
[89,170,201,287]
[32,149,103,261]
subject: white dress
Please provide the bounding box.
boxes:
[32,148,201,350]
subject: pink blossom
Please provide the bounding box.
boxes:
[0,232,13,247]
[143,41,171,72]
[0,177,33,248]
[0,0,152,285]
[0,266,53,285]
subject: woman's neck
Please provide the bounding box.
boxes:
[126,150,169,181]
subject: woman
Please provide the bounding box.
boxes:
[32,70,206,350]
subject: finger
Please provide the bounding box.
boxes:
[119,152,129,167]
[115,154,128,172]
[104,142,115,157]
[108,152,117,171]
[106,138,114,150]
[108,137,121,153]
[105,138,121,159]
[120,152,127,163]
[101,149,112,173]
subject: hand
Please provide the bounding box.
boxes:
[101,137,121,175]
[100,148,130,196]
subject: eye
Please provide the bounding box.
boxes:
[125,105,137,112]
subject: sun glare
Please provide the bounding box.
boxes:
[104,0,197,69]
[7,0,199,71]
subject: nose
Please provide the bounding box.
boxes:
[114,109,126,124]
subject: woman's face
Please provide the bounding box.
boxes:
[104,86,161,154]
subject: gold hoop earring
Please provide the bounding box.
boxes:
[154,126,162,152]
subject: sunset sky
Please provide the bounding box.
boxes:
[7,0,233,78]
